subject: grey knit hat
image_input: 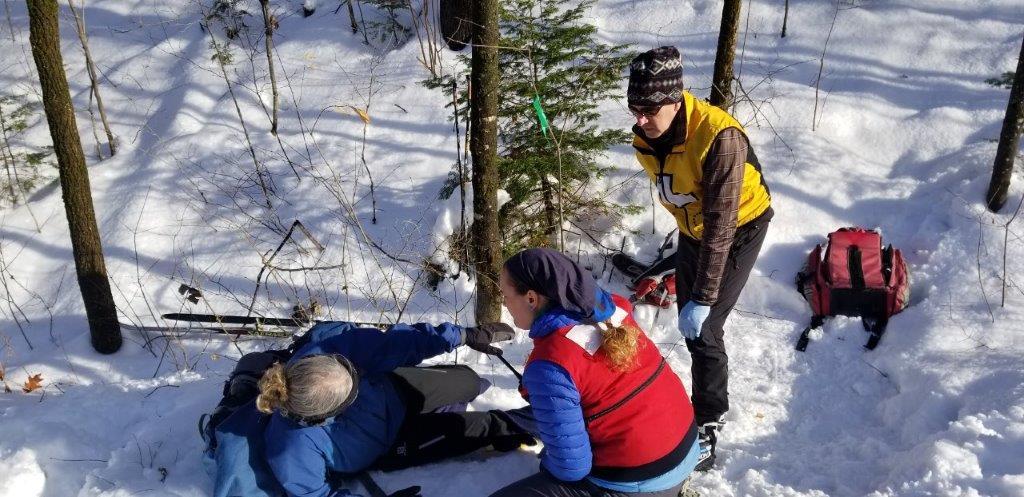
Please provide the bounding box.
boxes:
[627,46,684,106]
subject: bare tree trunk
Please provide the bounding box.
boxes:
[540,175,556,238]
[470,0,501,324]
[440,0,472,51]
[67,0,116,156]
[27,0,121,354]
[407,0,441,77]
[355,0,369,45]
[347,0,358,33]
[986,34,1024,212]
[258,0,280,135]
[710,0,741,108]
[781,0,789,38]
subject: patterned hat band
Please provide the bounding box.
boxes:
[630,57,683,76]
[627,88,683,106]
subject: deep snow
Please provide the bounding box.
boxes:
[0,1,1022,496]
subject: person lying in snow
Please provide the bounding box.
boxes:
[211,320,533,497]
[490,248,701,497]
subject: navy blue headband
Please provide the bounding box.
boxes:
[504,248,597,320]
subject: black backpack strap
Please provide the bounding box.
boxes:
[795,315,825,352]
[848,246,865,290]
[585,357,666,424]
[198,413,211,444]
[862,316,888,350]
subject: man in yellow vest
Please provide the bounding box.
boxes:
[627,46,773,472]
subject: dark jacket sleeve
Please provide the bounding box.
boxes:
[297,322,464,374]
[522,360,593,481]
[691,127,746,305]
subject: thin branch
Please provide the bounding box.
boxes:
[202,16,273,209]
[812,1,840,131]
[67,0,116,155]
[144,384,180,398]
[1000,189,1024,306]
[976,225,995,322]
[258,0,279,135]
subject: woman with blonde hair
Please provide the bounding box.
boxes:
[491,248,700,497]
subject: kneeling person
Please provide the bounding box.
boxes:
[491,248,700,497]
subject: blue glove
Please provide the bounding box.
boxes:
[678,301,711,340]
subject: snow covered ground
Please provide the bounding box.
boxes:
[1,1,1023,496]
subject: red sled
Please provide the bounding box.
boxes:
[795,227,910,351]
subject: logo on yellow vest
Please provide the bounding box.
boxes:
[657,174,695,208]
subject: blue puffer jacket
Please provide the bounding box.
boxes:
[263,321,464,497]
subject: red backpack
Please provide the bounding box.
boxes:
[795,228,910,351]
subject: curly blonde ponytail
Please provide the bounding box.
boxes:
[256,362,289,414]
[600,322,641,372]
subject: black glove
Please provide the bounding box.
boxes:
[463,323,515,355]
[387,486,422,497]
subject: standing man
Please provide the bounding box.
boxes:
[626,46,773,471]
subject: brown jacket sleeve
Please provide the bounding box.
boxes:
[691,127,747,305]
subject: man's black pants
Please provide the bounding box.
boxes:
[675,217,769,425]
[372,365,529,471]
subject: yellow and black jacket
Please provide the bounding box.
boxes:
[633,91,772,304]
[633,91,771,241]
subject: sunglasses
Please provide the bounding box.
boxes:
[628,105,664,119]
[285,354,361,427]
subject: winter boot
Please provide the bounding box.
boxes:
[678,477,701,497]
[694,420,723,472]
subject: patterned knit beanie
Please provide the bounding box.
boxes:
[627,46,684,106]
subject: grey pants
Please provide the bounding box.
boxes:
[489,471,685,497]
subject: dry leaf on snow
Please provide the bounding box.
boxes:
[22,373,43,393]
[0,364,9,393]
[352,107,371,124]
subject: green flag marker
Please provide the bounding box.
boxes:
[532,94,550,141]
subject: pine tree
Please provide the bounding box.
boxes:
[427,0,634,259]
[495,0,634,253]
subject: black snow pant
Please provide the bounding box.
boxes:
[676,213,770,426]
[490,471,686,497]
[372,365,531,471]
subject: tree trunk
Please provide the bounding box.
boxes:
[259,0,280,135]
[986,34,1024,212]
[27,0,121,354]
[710,0,741,108]
[781,0,789,38]
[540,174,556,238]
[440,0,472,51]
[347,1,358,33]
[470,0,501,324]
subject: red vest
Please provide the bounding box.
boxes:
[522,295,695,476]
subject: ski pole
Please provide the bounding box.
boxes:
[356,471,420,497]
[492,350,523,381]
[355,472,387,497]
